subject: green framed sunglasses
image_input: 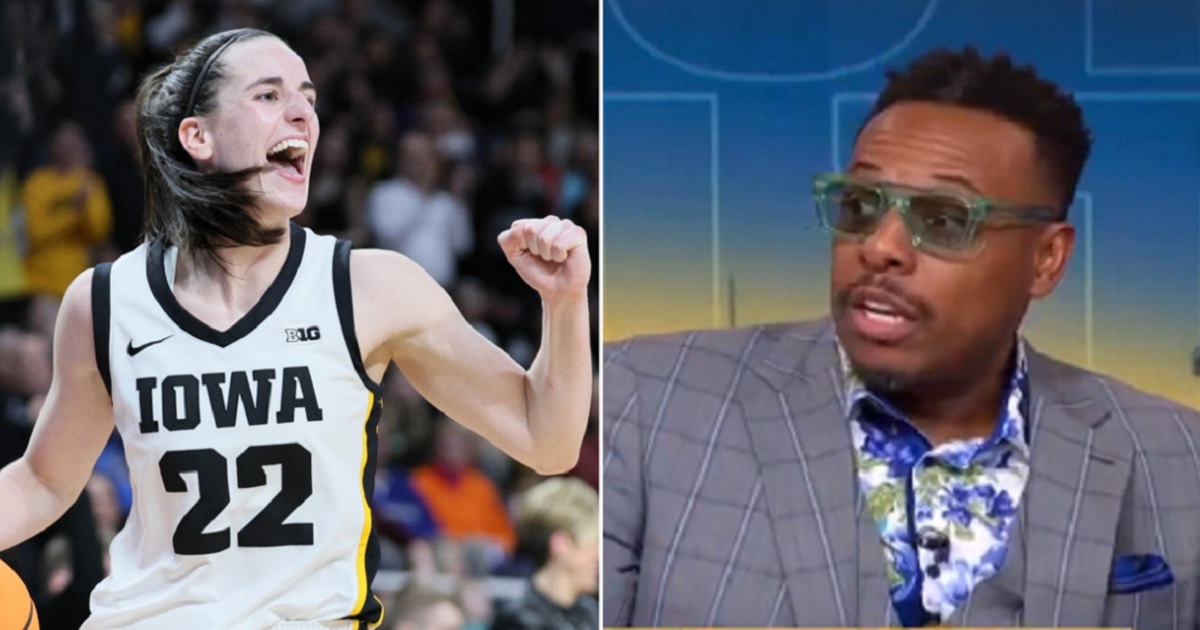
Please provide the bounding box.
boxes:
[811,173,1062,256]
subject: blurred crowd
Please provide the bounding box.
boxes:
[0,0,600,628]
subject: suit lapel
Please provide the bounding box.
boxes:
[856,493,898,626]
[742,321,885,626]
[738,328,1134,626]
[959,349,1132,627]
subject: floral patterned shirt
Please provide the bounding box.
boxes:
[842,344,1031,626]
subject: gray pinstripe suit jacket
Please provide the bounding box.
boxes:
[602,318,1200,628]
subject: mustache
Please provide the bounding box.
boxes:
[833,275,932,321]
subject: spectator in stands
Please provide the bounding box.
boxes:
[299,120,370,245]
[491,477,598,630]
[20,120,112,303]
[94,97,145,255]
[0,162,24,326]
[458,578,495,630]
[578,189,599,365]
[374,416,441,570]
[381,368,438,468]
[411,419,517,566]
[85,472,123,551]
[367,130,474,288]
[356,100,400,184]
[389,581,467,630]
[0,326,103,627]
[557,129,596,218]
[454,276,499,345]
[422,102,477,165]
[91,436,132,529]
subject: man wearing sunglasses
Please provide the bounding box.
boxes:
[603,47,1200,628]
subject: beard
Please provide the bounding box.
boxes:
[848,361,915,395]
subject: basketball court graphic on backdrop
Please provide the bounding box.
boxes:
[603,0,1200,408]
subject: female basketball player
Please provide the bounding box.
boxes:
[0,28,592,629]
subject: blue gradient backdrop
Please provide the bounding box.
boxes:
[603,0,1200,407]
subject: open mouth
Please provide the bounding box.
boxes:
[265,138,308,179]
[859,300,908,324]
[850,286,919,321]
[844,287,920,343]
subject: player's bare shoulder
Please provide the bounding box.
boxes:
[346,248,457,356]
[57,268,99,367]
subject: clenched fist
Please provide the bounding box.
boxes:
[498,216,591,302]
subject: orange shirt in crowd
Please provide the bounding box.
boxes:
[410,464,517,555]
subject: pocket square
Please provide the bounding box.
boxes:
[1110,553,1174,594]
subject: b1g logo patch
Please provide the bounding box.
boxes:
[284,326,322,344]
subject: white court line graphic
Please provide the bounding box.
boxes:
[1084,0,1200,76]
[606,0,940,83]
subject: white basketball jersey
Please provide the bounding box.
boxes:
[84,225,384,629]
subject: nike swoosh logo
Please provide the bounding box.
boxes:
[127,335,173,357]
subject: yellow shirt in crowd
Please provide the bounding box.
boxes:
[0,168,25,299]
[21,167,112,299]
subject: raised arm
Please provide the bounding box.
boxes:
[0,270,116,551]
[352,217,592,475]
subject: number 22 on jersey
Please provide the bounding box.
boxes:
[160,443,315,555]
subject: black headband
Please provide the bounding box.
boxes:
[183,33,250,118]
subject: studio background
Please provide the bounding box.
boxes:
[602,0,1200,408]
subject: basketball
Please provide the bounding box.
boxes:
[0,562,38,630]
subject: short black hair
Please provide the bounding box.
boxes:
[863,46,1092,217]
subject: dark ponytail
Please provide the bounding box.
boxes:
[136,28,288,254]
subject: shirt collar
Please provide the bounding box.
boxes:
[837,339,1032,451]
